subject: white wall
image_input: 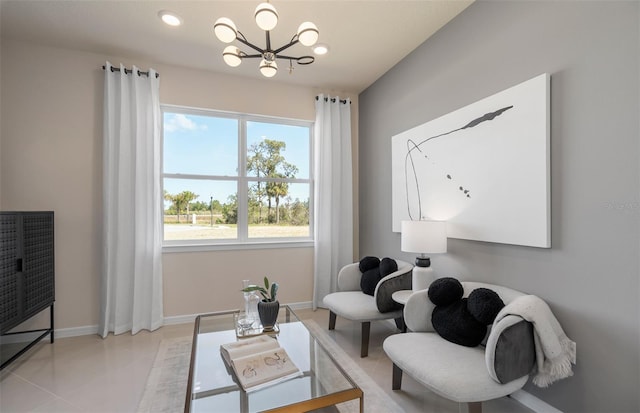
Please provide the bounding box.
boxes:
[0,39,359,329]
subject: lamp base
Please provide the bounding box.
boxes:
[415,256,431,267]
[412,266,435,291]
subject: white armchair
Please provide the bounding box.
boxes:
[322,260,413,357]
[383,282,537,413]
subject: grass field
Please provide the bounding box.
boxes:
[164,224,310,240]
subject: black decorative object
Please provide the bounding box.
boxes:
[1,211,55,369]
[428,277,504,347]
[360,269,380,296]
[242,276,280,331]
[258,300,279,331]
[359,256,399,296]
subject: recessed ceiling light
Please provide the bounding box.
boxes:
[158,10,182,27]
[313,43,329,55]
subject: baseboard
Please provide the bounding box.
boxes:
[511,389,563,413]
[52,301,315,338]
[163,314,198,325]
[55,324,99,338]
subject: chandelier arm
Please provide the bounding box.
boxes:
[276,55,314,65]
[272,39,300,55]
[236,31,249,43]
[236,35,265,54]
[240,54,263,59]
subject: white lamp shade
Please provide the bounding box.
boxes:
[259,59,278,77]
[223,46,242,67]
[255,2,278,31]
[297,22,319,46]
[401,220,447,254]
[214,17,237,43]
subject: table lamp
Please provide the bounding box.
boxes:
[401,220,447,291]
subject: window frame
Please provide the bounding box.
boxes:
[161,104,314,252]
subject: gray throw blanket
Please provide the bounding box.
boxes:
[493,295,576,387]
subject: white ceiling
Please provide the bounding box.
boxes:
[0,0,472,93]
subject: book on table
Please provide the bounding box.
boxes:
[220,335,301,392]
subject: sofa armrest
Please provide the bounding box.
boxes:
[403,289,436,332]
[485,315,536,384]
[337,262,362,291]
[374,262,413,313]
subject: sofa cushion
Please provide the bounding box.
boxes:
[323,291,403,321]
[383,332,529,402]
[485,314,536,383]
[375,265,412,313]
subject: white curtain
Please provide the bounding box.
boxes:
[100,62,163,337]
[313,95,354,309]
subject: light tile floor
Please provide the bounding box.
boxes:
[1,308,533,413]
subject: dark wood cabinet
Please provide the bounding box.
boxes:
[0,211,55,369]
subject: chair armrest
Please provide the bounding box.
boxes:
[403,289,436,332]
[337,263,362,291]
[485,315,536,384]
[374,262,413,313]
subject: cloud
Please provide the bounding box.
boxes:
[164,114,198,133]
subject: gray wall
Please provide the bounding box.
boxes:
[358,1,639,412]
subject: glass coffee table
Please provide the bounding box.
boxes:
[184,306,363,413]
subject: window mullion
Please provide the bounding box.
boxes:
[237,118,248,241]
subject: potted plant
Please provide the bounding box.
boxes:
[242,277,279,331]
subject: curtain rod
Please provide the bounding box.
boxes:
[101,65,160,78]
[315,96,350,104]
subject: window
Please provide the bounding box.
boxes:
[162,105,313,248]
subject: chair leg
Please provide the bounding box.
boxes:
[328,311,337,330]
[360,322,370,357]
[392,363,403,390]
[467,402,482,413]
[394,317,406,332]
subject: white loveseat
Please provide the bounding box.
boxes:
[323,259,413,357]
[383,282,536,413]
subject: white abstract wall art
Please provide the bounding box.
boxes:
[391,73,550,248]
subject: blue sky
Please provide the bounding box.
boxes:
[163,112,310,207]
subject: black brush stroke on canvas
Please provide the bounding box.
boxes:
[404,106,513,220]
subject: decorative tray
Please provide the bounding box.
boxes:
[234,312,280,338]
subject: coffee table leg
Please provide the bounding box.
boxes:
[240,391,248,413]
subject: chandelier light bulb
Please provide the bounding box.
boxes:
[297,22,319,46]
[223,46,243,67]
[255,2,278,31]
[214,17,237,43]
[259,59,278,77]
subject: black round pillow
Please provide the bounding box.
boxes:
[432,298,488,347]
[428,277,463,306]
[360,268,381,296]
[379,257,398,277]
[467,288,505,325]
[359,256,380,273]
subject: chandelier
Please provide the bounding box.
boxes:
[213,1,319,78]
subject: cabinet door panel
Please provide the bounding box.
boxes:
[22,213,55,319]
[0,215,19,333]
